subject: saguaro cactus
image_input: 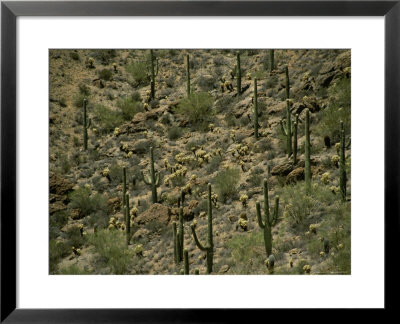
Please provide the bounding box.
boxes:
[280,99,293,157]
[293,114,299,165]
[339,121,347,201]
[253,78,259,139]
[186,54,190,96]
[184,249,189,274]
[256,179,280,257]
[141,147,160,204]
[150,49,159,100]
[173,207,184,264]
[269,50,275,72]
[285,65,290,100]
[83,99,91,151]
[305,109,311,193]
[122,167,127,206]
[236,52,242,96]
[191,183,214,274]
[125,193,131,245]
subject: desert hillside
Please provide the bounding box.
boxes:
[49,49,351,275]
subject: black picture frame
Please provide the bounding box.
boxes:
[1,0,398,321]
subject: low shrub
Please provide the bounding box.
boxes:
[87,230,134,274]
[174,92,214,130]
[213,168,240,203]
[93,104,124,134]
[126,60,149,86]
[116,96,144,121]
[68,187,107,217]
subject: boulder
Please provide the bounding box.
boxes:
[49,172,73,196]
[286,167,305,184]
[135,203,171,226]
[271,163,293,176]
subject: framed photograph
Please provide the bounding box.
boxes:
[1,0,397,321]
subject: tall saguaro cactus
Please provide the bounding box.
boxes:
[285,65,290,100]
[183,249,189,274]
[83,99,91,151]
[293,114,299,165]
[125,193,131,246]
[150,49,159,100]
[269,49,275,72]
[253,78,259,139]
[339,121,347,201]
[191,183,214,274]
[236,52,242,96]
[173,207,184,264]
[122,167,127,206]
[141,147,160,204]
[256,179,279,257]
[305,109,311,193]
[186,54,190,96]
[280,99,293,157]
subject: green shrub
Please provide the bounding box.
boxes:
[87,230,134,274]
[174,92,214,130]
[117,97,144,121]
[213,168,240,203]
[73,92,87,109]
[98,69,113,81]
[68,187,107,217]
[93,104,124,134]
[126,61,149,86]
[167,126,183,140]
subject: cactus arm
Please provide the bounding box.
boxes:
[154,171,160,187]
[256,202,265,229]
[339,121,347,201]
[155,58,159,77]
[286,99,292,157]
[83,98,88,150]
[191,225,208,251]
[86,118,91,129]
[270,196,280,226]
[280,119,288,136]
[141,171,151,185]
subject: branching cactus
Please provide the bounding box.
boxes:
[293,114,299,165]
[236,52,242,96]
[253,78,259,139]
[256,179,280,257]
[191,183,214,274]
[83,99,91,151]
[269,50,275,72]
[280,99,293,157]
[186,54,190,96]
[125,193,131,246]
[305,109,311,193]
[339,121,347,201]
[150,49,159,100]
[141,147,160,203]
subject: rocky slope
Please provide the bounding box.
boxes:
[49,49,351,275]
